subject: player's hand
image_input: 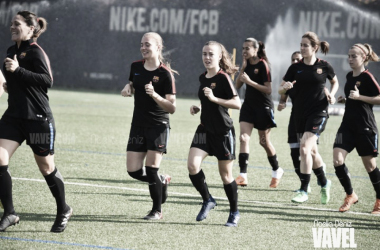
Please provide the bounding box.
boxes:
[282,80,296,90]
[121,83,133,97]
[239,72,251,83]
[145,81,158,98]
[337,96,346,104]
[277,102,286,111]
[190,105,200,115]
[4,55,19,73]
[3,82,7,93]
[349,85,360,100]
[203,87,217,102]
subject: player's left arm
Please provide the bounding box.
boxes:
[0,70,5,97]
[327,76,339,104]
[349,82,380,105]
[152,93,176,114]
[203,87,241,110]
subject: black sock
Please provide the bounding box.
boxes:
[368,167,380,199]
[44,167,68,214]
[224,181,238,212]
[238,153,249,173]
[335,164,353,195]
[313,166,327,187]
[128,168,149,182]
[189,169,210,201]
[145,166,162,212]
[268,154,279,171]
[0,166,15,215]
[300,173,311,192]
[290,148,301,179]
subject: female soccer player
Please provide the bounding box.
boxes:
[121,32,176,220]
[0,11,72,233]
[333,43,380,214]
[281,31,339,204]
[235,38,283,188]
[188,41,241,227]
[278,52,326,193]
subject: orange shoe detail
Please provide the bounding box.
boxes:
[235,175,248,187]
[269,178,280,188]
[371,199,380,214]
[339,192,358,212]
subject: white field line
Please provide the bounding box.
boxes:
[13,177,376,217]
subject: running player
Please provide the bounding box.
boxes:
[121,32,176,220]
[235,38,283,188]
[278,52,327,193]
[281,31,339,204]
[0,11,72,232]
[188,41,241,227]
[333,43,380,214]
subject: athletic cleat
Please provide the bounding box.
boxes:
[270,167,284,188]
[291,191,308,203]
[371,199,380,215]
[235,175,248,187]
[225,210,240,227]
[294,185,311,193]
[144,210,163,220]
[51,206,73,233]
[339,192,358,212]
[161,174,171,204]
[196,196,217,221]
[0,214,20,232]
[317,163,327,186]
[321,179,332,204]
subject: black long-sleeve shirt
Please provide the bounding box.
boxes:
[2,39,53,120]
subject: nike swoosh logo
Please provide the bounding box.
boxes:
[135,73,140,75]
[297,71,303,73]
[313,126,318,129]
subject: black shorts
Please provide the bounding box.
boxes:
[287,112,299,146]
[190,124,236,161]
[296,114,328,137]
[239,104,276,130]
[0,115,55,156]
[127,125,170,153]
[333,123,378,157]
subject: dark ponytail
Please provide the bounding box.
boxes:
[302,31,329,55]
[245,38,270,65]
[17,10,47,40]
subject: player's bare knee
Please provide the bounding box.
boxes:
[333,159,344,167]
[240,134,250,144]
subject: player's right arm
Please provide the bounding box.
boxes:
[0,70,5,96]
[121,81,134,97]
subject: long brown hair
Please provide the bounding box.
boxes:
[204,41,239,75]
[302,31,329,55]
[17,10,47,41]
[245,38,270,65]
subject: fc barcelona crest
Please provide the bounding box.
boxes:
[254,68,259,74]
[316,68,322,74]
[210,83,216,89]
[20,52,26,59]
[153,76,159,83]
[355,81,361,87]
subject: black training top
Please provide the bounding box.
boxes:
[342,70,380,129]
[129,60,176,127]
[198,69,238,134]
[243,59,273,109]
[2,39,53,120]
[283,58,335,118]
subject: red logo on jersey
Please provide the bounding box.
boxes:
[254,69,259,74]
[210,83,216,89]
[316,68,322,74]
[153,76,159,83]
[313,126,318,130]
[355,81,361,87]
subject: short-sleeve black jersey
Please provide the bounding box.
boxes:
[243,59,273,109]
[129,60,176,127]
[2,39,53,120]
[283,58,335,118]
[342,70,380,129]
[198,69,238,134]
